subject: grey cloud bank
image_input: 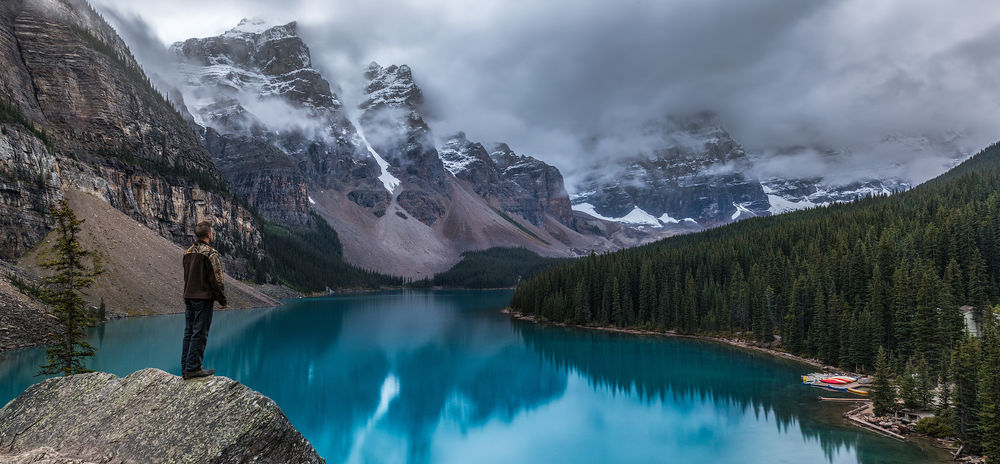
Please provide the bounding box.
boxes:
[94,0,1000,190]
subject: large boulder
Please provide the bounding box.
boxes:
[0,368,323,463]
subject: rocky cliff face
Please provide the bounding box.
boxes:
[437,133,574,227]
[0,0,263,276]
[569,115,959,229]
[202,128,310,226]
[489,142,574,225]
[359,62,449,225]
[171,19,386,224]
[573,114,769,228]
[0,368,324,463]
[0,124,60,259]
[761,176,910,214]
[0,262,57,352]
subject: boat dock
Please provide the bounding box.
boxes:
[801,373,870,397]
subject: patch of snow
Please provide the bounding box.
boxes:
[308,196,316,205]
[229,18,271,35]
[767,195,817,215]
[658,213,681,224]
[683,218,698,223]
[731,202,757,220]
[573,203,662,227]
[355,127,400,193]
[438,147,477,176]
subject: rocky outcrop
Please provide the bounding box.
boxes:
[171,20,384,203]
[0,124,60,260]
[0,263,56,352]
[438,133,574,227]
[761,176,910,215]
[11,0,218,180]
[0,0,265,277]
[0,368,324,463]
[203,128,310,226]
[573,113,769,227]
[360,62,450,223]
[489,142,574,226]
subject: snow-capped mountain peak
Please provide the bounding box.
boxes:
[229,17,272,34]
[361,62,424,111]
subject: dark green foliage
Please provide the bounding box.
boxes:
[37,201,104,376]
[0,99,51,147]
[508,142,1000,456]
[916,416,955,438]
[97,297,107,322]
[871,347,897,417]
[951,334,981,447]
[978,318,1000,461]
[257,214,402,292]
[511,142,1000,367]
[426,247,566,289]
[6,272,42,300]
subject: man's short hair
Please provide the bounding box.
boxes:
[194,221,214,239]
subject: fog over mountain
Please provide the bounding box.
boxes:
[94,0,1000,190]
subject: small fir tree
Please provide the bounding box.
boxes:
[38,201,104,376]
[871,347,898,417]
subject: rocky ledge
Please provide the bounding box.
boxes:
[0,369,323,464]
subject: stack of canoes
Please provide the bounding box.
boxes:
[801,373,869,396]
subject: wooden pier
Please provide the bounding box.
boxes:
[841,402,907,442]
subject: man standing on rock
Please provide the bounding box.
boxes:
[181,220,227,380]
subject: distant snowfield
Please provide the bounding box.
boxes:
[765,195,818,215]
[658,212,681,224]
[572,203,664,227]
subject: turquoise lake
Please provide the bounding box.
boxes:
[0,290,951,463]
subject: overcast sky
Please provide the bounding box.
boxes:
[93,0,1000,187]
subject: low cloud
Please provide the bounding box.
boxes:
[95,0,1000,190]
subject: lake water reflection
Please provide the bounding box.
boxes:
[0,290,950,463]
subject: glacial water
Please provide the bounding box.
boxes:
[0,290,950,463]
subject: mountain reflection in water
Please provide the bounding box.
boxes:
[0,290,948,464]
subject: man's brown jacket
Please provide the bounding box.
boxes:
[183,241,227,306]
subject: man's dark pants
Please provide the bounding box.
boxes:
[181,298,214,372]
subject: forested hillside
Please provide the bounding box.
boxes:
[511,142,1000,454]
[414,248,565,288]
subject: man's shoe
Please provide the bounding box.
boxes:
[183,368,215,380]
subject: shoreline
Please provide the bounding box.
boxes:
[502,308,832,371]
[503,308,978,462]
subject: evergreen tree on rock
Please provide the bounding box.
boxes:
[38,201,104,377]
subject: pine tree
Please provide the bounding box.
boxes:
[97,297,107,322]
[782,276,805,353]
[969,249,990,323]
[899,360,918,409]
[611,277,623,326]
[638,261,654,327]
[913,354,934,409]
[951,335,981,447]
[38,201,104,376]
[977,313,1000,461]
[937,359,956,426]
[866,263,889,351]
[871,347,897,417]
[574,280,590,323]
[891,264,914,359]
[913,266,942,370]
